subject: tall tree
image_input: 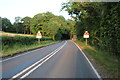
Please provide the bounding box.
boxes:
[66,19,76,39]
[30,12,55,35]
[2,18,13,32]
[47,21,59,40]
[62,2,120,56]
[22,16,31,34]
[13,16,24,33]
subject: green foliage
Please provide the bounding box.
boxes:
[75,40,119,78]
[62,2,120,56]
[22,16,31,34]
[2,36,56,56]
[47,21,59,40]
[13,22,24,33]
[30,12,55,35]
[28,12,71,40]
[2,11,74,40]
[55,28,70,40]
[66,19,76,39]
[2,17,25,33]
[2,36,35,46]
[10,16,25,33]
[2,18,14,32]
[2,36,52,47]
[2,36,52,55]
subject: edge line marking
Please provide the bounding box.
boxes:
[72,41,101,79]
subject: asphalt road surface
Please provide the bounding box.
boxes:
[1,40,101,79]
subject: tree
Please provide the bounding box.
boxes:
[47,20,60,40]
[22,16,31,34]
[62,2,120,56]
[30,12,55,35]
[13,16,24,33]
[46,15,70,40]
[2,18,13,32]
[66,19,76,39]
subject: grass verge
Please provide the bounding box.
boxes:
[2,41,57,56]
[75,40,119,78]
[0,37,57,57]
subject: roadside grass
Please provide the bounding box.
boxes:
[1,32,58,57]
[2,40,57,57]
[75,40,119,78]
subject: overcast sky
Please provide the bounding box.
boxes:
[0,0,70,23]
[0,0,119,23]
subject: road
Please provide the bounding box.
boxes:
[1,40,101,79]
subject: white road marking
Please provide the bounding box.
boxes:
[12,46,59,78]
[0,47,44,63]
[0,42,60,62]
[11,41,67,79]
[73,41,101,79]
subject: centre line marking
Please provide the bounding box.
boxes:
[11,41,67,79]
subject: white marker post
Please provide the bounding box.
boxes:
[83,31,90,45]
[36,31,42,44]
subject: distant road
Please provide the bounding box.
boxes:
[1,40,101,79]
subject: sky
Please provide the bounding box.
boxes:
[1,0,119,23]
[0,0,71,23]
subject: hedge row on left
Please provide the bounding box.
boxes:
[2,36,52,46]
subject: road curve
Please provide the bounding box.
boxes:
[25,40,100,78]
[2,40,101,79]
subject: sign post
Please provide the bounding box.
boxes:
[83,31,90,45]
[36,31,42,44]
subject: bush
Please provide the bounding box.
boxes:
[2,36,52,47]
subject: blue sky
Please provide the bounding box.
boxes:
[0,0,71,23]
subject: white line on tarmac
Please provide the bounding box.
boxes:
[73,41,101,79]
[0,48,44,63]
[0,42,60,62]
[11,41,67,79]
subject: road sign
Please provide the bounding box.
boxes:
[36,31,42,39]
[36,31,42,44]
[83,31,89,38]
[83,31,90,45]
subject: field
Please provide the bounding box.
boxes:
[0,31,34,37]
[1,31,57,57]
[75,40,119,78]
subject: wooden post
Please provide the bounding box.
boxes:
[38,38,40,44]
[86,38,87,45]
[84,31,89,46]
[36,31,42,44]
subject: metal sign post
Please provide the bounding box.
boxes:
[83,31,90,45]
[36,31,42,44]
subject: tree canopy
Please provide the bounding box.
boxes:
[2,2,119,56]
[62,2,120,56]
[1,12,75,40]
